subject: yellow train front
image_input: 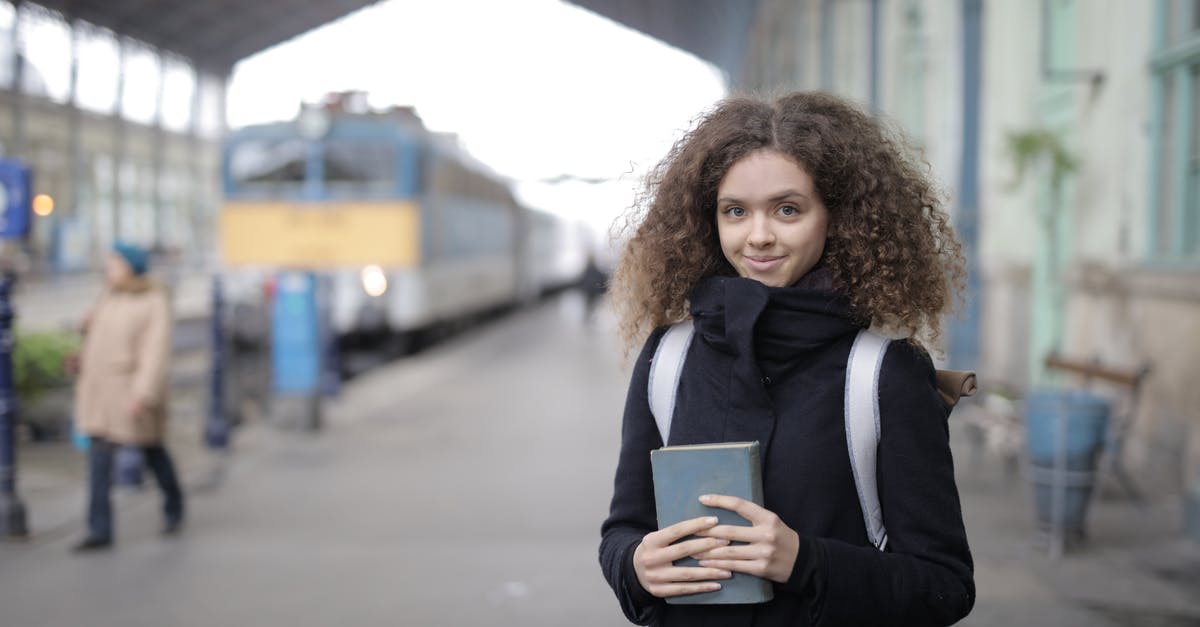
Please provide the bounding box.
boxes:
[219,104,567,351]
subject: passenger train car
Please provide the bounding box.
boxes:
[218,97,586,348]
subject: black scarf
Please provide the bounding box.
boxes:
[683,269,862,455]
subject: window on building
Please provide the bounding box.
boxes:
[121,40,160,125]
[18,4,70,103]
[75,24,120,114]
[160,56,195,133]
[196,74,225,138]
[1150,0,1200,261]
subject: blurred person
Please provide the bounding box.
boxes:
[600,92,973,625]
[70,243,183,552]
[579,252,609,325]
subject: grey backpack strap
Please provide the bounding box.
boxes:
[845,329,891,550]
[648,321,695,446]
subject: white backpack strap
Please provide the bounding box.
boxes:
[845,329,891,550]
[648,322,695,446]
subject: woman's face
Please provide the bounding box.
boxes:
[716,150,829,288]
[105,253,133,286]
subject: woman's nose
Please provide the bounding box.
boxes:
[747,216,775,248]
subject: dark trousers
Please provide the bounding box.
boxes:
[86,436,184,541]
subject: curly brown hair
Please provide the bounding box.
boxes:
[610,91,965,354]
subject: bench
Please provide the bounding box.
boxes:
[1043,353,1152,503]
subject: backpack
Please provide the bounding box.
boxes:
[647,321,895,550]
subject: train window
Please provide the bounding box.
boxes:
[323,140,397,197]
[228,138,307,197]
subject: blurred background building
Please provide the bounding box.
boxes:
[0,0,1195,525]
[0,1,231,273]
[729,0,1200,492]
[584,0,1200,498]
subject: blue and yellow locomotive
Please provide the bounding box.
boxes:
[219,97,583,348]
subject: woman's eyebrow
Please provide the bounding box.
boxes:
[717,190,809,204]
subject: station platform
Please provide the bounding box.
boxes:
[0,294,1197,627]
[10,267,214,332]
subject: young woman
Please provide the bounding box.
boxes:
[599,92,974,626]
[72,243,184,551]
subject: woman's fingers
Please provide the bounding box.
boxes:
[696,523,761,544]
[650,515,720,547]
[643,565,732,584]
[657,536,730,563]
[695,558,767,577]
[649,580,725,597]
[699,494,770,523]
[642,566,732,598]
[692,543,766,561]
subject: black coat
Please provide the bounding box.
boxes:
[599,276,974,627]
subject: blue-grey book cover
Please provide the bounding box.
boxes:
[650,441,773,605]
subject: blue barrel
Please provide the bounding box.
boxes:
[1026,389,1111,467]
[1025,389,1111,541]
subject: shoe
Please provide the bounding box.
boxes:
[71,537,112,553]
[161,520,184,536]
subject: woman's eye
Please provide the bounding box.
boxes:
[778,205,799,217]
[725,207,746,218]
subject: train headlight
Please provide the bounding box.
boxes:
[361,265,388,297]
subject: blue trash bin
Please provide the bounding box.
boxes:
[1025,389,1111,544]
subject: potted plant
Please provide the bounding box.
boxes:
[13,328,81,441]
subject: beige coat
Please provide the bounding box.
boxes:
[73,277,173,445]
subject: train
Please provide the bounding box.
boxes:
[218,94,588,350]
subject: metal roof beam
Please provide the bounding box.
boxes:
[27,0,377,72]
[198,0,371,68]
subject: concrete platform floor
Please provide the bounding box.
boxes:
[1,294,1197,627]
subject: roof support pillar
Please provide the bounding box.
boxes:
[112,35,126,243]
[151,50,166,249]
[217,73,228,136]
[9,0,26,160]
[948,0,983,371]
[868,0,881,112]
[820,0,834,91]
[189,66,205,265]
[67,17,82,221]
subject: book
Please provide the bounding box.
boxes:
[650,441,773,605]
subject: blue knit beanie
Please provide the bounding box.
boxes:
[112,242,148,275]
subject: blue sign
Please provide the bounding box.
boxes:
[0,159,31,239]
[272,272,321,393]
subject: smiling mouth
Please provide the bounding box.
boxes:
[744,256,784,271]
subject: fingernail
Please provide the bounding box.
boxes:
[700,494,714,503]
[719,570,732,578]
[708,582,722,590]
[705,516,719,525]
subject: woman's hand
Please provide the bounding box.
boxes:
[693,494,801,584]
[633,516,734,598]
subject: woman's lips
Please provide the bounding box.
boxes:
[744,255,784,273]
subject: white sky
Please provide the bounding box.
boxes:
[227,0,727,238]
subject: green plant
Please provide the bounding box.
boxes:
[12,329,80,404]
[1005,128,1079,189]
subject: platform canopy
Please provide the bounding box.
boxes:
[566,0,760,84]
[30,0,381,73]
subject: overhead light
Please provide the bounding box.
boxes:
[361,265,387,297]
[32,193,53,216]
